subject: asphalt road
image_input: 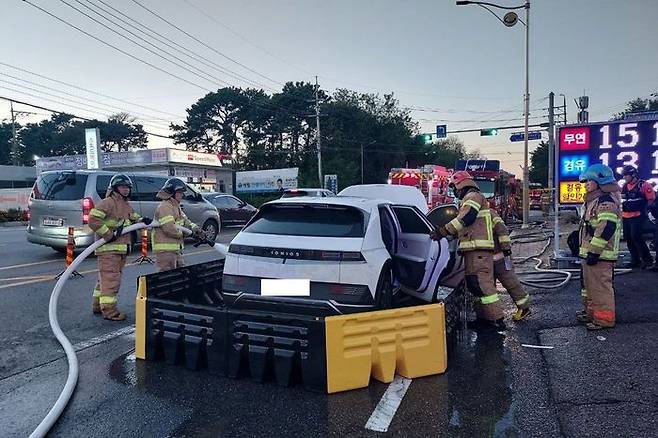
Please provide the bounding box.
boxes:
[0,225,656,437]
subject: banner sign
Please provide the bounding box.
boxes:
[236,168,298,193]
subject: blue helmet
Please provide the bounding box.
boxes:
[579,163,616,185]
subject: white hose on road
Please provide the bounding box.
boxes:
[30,221,227,437]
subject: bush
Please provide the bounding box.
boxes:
[0,208,27,222]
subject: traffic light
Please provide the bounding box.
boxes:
[480,128,499,136]
[416,134,432,144]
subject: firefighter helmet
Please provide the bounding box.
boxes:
[620,165,638,178]
[160,178,188,195]
[579,164,616,185]
[109,174,133,190]
[449,171,478,191]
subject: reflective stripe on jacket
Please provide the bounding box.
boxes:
[445,189,495,252]
[88,192,140,254]
[152,198,198,252]
[579,189,622,261]
[491,210,512,255]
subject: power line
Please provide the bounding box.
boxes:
[0,95,172,139]
[22,0,212,92]
[21,0,308,119]
[130,0,282,87]
[0,71,176,127]
[0,62,183,119]
[56,0,237,90]
[78,0,275,91]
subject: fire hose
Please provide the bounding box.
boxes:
[30,221,227,438]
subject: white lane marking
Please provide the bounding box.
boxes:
[0,259,60,271]
[520,344,554,349]
[73,326,135,352]
[365,376,412,433]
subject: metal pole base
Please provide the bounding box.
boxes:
[133,255,155,265]
[54,270,83,279]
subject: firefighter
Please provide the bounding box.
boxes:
[620,165,655,269]
[578,164,622,330]
[491,210,531,321]
[89,174,150,320]
[431,171,505,331]
[152,178,204,271]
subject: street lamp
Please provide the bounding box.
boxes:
[456,0,531,228]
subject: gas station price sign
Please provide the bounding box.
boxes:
[557,117,658,204]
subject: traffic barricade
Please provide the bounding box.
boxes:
[135,261,449,393]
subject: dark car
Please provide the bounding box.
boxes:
[202,193,257,227]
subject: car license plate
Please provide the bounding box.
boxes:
[42,217,64,227]
[261,279,310,297]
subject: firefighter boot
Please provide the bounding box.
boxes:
[92,283,101,315]
[101,303,126,321]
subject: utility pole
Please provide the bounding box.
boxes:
[547,92,555,192]
[314,76,322,188]
[361,143,364,184]
[10,101,19,165]
[521,0,531,228]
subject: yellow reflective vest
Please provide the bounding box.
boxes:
[88,192,141,254]
[579,188,622,261]
[445,189,495,252]
[152,198,198,252]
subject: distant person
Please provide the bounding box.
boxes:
[276,178,284,192]
[620,165,655,269]
[577,164,622,330]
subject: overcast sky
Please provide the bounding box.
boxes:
[2,0,657,172]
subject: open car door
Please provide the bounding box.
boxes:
[384,205,450,302]
[426,204,465,290]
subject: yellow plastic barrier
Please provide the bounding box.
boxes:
[134,276,147,360]
[325,303,447,393]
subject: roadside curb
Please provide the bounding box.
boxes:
[0,221,28,228]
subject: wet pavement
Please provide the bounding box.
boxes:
[1,226,657,437]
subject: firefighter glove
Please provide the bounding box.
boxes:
[586,252,600,266]
[431,226,449,241]
[193,227,205,239]
[140,217,153,225]
[107,224,124,243]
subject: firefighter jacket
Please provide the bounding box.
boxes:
[89,192,141,254]
[445,189,495,252]
[152,198,199,253]
[491,210,512,259]
[579,185,622,261]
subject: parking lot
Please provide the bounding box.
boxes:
[1,224,656,437]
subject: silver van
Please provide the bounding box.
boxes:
[27,170,221,252]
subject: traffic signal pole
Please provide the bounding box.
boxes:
[521,0,531,228]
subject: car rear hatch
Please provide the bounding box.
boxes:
[28,171,89,244]
[224,202,370,305]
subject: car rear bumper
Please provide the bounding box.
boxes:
[221,291,377,316]
[26,227,96,249]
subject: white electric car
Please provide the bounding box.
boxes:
[222,185,463,314]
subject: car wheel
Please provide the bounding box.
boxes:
[202,219,219,241]
[374,264,393,309]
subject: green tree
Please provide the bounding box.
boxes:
[529,141,548,186]
[0,123,15,165]
[613,93,658,120]
[99,112,148,152]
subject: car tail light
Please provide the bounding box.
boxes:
[26,209,31,221]
[82,197,94,224]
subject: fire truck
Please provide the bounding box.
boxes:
[387,165,453,209]
[455,160,520,223]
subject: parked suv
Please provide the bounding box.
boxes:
[27,170,221,252]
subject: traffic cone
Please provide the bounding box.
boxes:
[133,228,154,265]
[55,227,83,279]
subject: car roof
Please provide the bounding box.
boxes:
[266,195,388,212]
[338,184,428,214]
[284,188,327,192]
